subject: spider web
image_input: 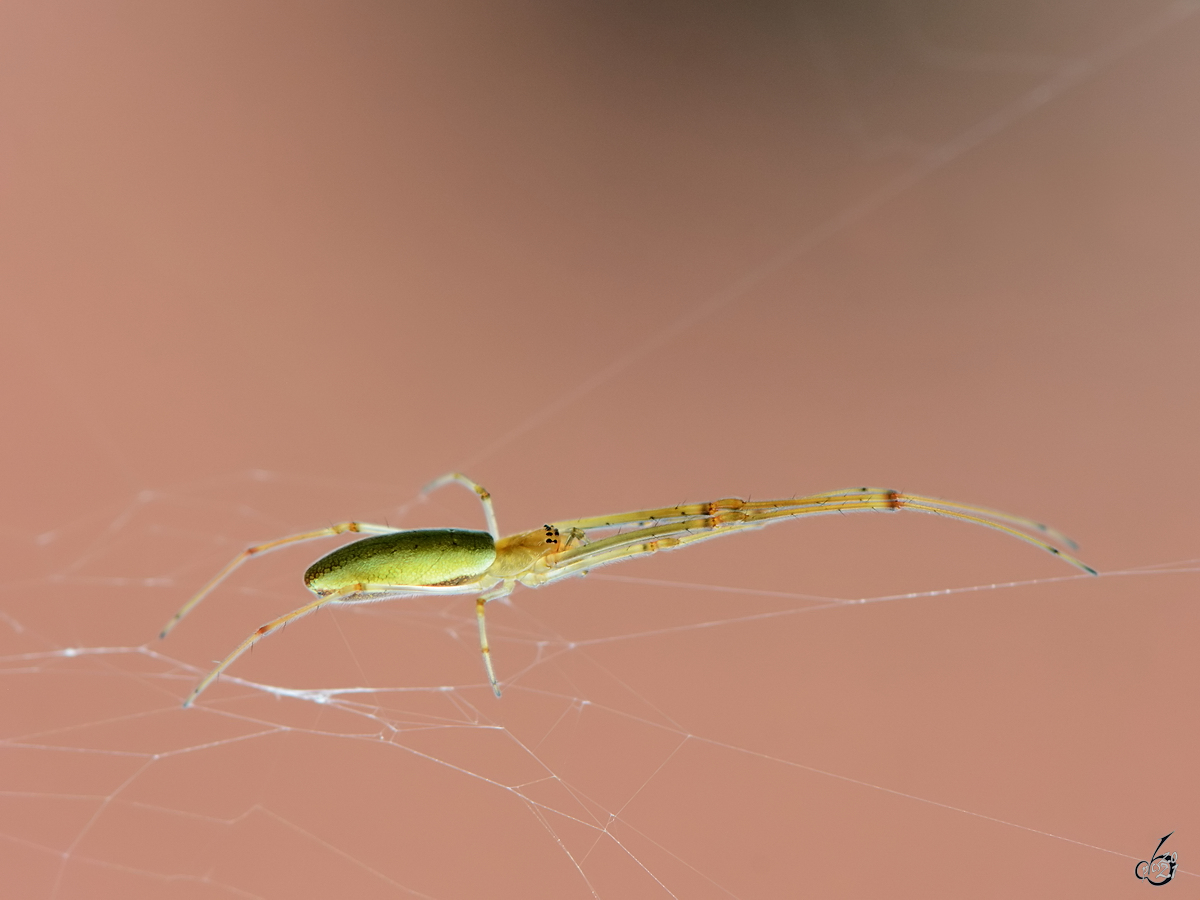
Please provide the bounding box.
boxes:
[3,2,1199,898]
[6,474,1198,898]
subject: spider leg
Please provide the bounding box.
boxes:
[532,489,1095,585]
[863,496,1095,573]
[472,582,514,697]
[160,521,399,638]
[544,492,906,575]
[183,576,500,706]
[548,488,1078,546]
[892,492,1079,550]
[329,581,496,602]
[182,583,364,707]
[422,472,499,539]
[528,519,766,586]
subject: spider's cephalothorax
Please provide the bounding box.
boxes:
[486,524,566,579]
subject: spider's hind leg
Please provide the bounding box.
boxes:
[183,583,363,707]
[161,520,398,639]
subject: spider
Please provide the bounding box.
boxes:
[162,474,1096,707]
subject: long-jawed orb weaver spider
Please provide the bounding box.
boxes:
[162,473,1097,707]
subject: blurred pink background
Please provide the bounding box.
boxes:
[1,2,1197,897]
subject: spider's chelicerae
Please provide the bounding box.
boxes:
[162,474,1096,706]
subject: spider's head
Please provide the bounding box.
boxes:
[487,525,562,578]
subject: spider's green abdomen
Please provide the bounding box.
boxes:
[304,528,496,594]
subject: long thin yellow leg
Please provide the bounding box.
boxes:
[535,490,1096,584]
[615,489,1076,550]
[422,472,498,538]
[885,492,1080,550]
[160,521,398,638]
[525,523,756,586]
[182,584,362,707]
[475,583,513,697]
